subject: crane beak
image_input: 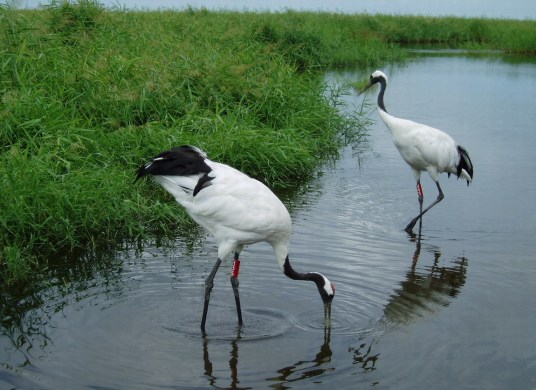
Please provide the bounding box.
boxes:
[324,300,332,327]
[358,80,374,96]
[323,301,332,342]
[322,282,335,327]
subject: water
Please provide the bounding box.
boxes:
[2,55,536,389]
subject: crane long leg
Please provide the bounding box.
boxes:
[201,258,222,334]
[405,181,444,232]
[230,252,243,327]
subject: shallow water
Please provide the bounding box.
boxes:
[1,55,536,389]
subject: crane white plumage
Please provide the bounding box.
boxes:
[360,70,474,233]
[135,145,335,333]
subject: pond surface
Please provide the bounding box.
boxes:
[2,55,536,389]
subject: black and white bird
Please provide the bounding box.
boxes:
[135,145,335,333]
[360,70,474,233]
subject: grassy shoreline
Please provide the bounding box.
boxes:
[1,2,535,284]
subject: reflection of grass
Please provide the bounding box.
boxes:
[1,3,534,284]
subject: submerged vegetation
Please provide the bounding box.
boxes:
[1,1,535,284]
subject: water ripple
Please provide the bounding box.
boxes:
[166,307,292,341]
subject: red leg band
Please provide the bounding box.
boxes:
[416,183,423,197]
[231,259,240,278]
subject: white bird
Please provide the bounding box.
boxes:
[360,70,474,233]
[135,145,335,333]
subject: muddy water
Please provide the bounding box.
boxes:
[1,55,536,389]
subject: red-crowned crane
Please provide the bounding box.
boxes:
[135,145,335,333]
[360,70,474,233]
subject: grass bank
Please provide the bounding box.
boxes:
[1,2,535,284]
[0,3,370,284]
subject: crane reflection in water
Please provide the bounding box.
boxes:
[383,234,468,326]
[202,330,334,389]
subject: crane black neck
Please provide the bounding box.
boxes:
[283,255,331,302]
[376,77,388,113]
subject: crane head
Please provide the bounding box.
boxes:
[316,275,335,324]
[358,70,388,95]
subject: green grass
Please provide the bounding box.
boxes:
[343,14,536,53]
[1,2,535,284]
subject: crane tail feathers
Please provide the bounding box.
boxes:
[456,145,473,186]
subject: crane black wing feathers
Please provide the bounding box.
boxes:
[135,145,214,195]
